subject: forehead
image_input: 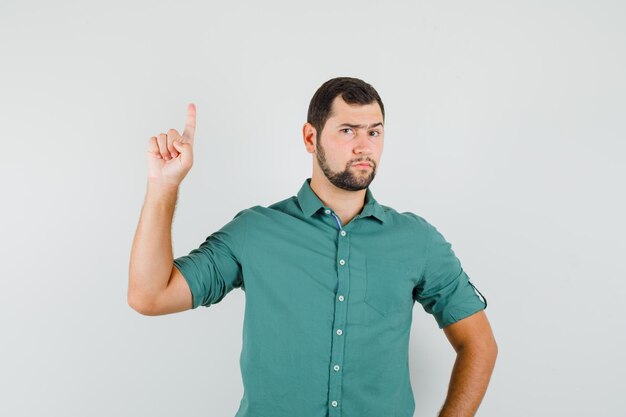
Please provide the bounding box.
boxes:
[328,95,383,124]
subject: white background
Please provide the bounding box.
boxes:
[1,1,624,416]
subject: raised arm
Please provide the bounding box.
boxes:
[127,103,197,315]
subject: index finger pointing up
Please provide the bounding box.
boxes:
[182,103,196,142]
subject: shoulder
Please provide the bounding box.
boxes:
[383,206,434,233]
[231,204,266,223]
[233,197,299,223]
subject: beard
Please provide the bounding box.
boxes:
[316,138,376,191]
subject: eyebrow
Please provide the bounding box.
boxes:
[338,122,384,129]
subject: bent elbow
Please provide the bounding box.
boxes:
[127,293,157,316]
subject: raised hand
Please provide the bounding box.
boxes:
[147,103,197,187]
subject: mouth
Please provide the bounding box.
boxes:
[353,163,372,168]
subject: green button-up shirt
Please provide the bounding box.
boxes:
[173,178,487,417]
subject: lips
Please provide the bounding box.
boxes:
[353,163,372,168]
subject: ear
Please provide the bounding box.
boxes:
[302,122,317,154]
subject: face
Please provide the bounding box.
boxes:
[313,96,384,191]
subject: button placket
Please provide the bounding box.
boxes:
[326,209,349,416]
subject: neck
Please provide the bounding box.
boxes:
[309,173,367,226]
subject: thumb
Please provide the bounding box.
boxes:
[172,140,189,152]
[172,140,193,163]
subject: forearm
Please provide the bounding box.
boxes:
[438,342,497,417]
[128,180,179,308]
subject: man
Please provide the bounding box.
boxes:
[128,77,497,417]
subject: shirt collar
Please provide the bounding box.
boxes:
[297,178,387,224]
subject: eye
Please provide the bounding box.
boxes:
[369,130,381,137]
[340,128,353,134]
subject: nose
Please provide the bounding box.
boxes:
[353,135,373,156]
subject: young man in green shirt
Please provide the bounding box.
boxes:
[128,77,497,417]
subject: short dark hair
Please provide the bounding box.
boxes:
[307,77,385,141]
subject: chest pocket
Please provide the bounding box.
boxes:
[364,259,415,317]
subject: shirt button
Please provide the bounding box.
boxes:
[331,400,338,407]
[334,365,341,371]
[324,209,331,214]
[338,295,344,301]
[339,259,345,266]
[340,230,346,236]
[336,329,343,335]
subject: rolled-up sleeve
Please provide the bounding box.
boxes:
[414,223,487,329]
[173,208,248,309]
